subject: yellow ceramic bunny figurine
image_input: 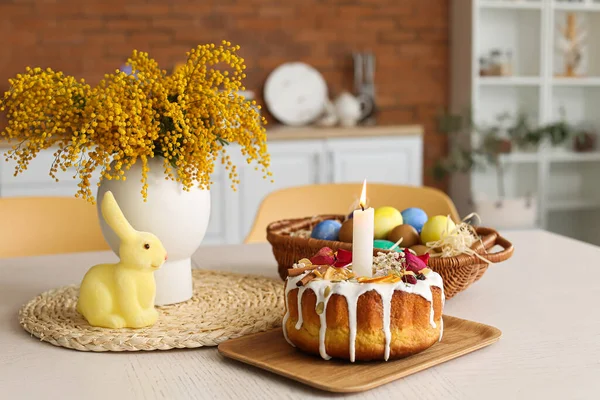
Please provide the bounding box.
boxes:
[77,191,168,329]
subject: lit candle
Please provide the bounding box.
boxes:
[352,179,374,277]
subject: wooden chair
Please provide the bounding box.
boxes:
[0,197,109,258]
[245,183,460,243]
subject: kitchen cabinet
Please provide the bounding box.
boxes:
[232,140,325,243]
[0,125,423,244]
[328,136,422,185]
[0,149,79,197]
[202,163,229,246]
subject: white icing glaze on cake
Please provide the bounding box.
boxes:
[294,286,306,330]
[283,270,444,362]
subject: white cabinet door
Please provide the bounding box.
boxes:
[1,183,79,197]
[327,136,423,186]
[201,163,232,246]
[0,147,232,245]
[0,148,84,197]
[232,140,326,243]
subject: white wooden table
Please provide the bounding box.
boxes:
[1,230,599,399]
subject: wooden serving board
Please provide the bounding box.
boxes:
[218,315,501,393]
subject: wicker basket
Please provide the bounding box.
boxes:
[266,214,514,299]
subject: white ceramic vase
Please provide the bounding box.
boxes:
[97,158,211,305]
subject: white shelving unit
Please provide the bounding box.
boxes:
[451,0,600,246]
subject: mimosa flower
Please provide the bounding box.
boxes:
[0,41,271,203]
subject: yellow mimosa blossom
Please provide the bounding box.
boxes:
[0,42,270,202]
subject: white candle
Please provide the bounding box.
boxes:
[352,179,374,278]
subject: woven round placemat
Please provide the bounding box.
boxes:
[19,269,284,352]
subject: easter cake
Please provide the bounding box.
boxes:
[283,247,444,362]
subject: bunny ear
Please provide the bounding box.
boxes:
[101,191,136,240]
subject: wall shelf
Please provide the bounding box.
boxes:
[499,151,600,163]
[478,76,541,86]
[548,152,600,162]
[547,198,600,211]
[499,152,539,163]
[479,1,543,10]
[553,77,600,87]
[553,3,600,12]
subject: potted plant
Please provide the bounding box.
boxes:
[0,42,271,305]
[435,110,537,229]
[573,130,596,152]
[536,121,572,152]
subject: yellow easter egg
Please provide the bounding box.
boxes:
[420,215,456,244]
[373,206,403,239]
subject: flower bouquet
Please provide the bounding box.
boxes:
[0,41,271,304]
[0,40,271,202]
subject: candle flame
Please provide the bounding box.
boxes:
[359,179,367,211]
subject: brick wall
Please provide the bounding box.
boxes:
[0,0,449,190]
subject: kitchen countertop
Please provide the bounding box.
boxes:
[266,124,423,141]
[0,125,423,150]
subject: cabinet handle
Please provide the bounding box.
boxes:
[328,151,335,183]
[313,154,320,183]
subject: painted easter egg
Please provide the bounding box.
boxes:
[420,215,456,244]
[311,220,342,241]
[401,207,428,232]
[373,239,402,252]
[373,206,403,239]
[387,224,420,248]
[338,219,354,243]
[409,244,430,256]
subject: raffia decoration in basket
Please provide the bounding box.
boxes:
[19,269,284,352]
[266,215,514,299]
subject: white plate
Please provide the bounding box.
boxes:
[263,62,328,126]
